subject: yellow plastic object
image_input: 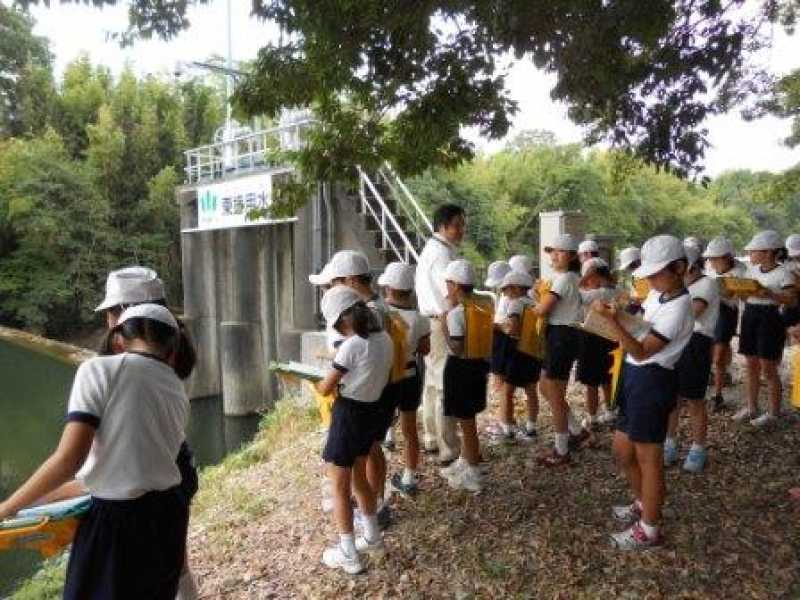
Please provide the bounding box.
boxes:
[720,277,763,299]
[463,296,494,360]
[632,278,650,300]
[385,312,410,383]
[792,347,800,410]
[534,279,552,302]
[0,516,81,558]
[609,346,624,409]
[518,306,547,359]
[303,381,335,427]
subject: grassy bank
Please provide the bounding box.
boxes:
[10,398,318,599]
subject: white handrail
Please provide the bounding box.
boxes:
[381,162,433,235]
[357,166,420,263]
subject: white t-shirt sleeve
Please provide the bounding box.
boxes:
[782,267,796,288]
[648,299,687,342]
[447,306,465,338]
[332,337,361,373]
[66,359,108,428]
[691,277,716,305]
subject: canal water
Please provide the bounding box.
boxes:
[0,339,260,596]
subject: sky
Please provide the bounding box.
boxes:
[25,0,800,177]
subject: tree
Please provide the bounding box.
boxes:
[18,0,798,187]
[0,4,54,138]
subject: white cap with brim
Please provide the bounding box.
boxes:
[684,245,701,267]
[617,246,641,271]
[633,235,686,279]
[484,261,511,288]
[702,236,734,258]
[508,255,533,273]
[444,259,475,286]
[578,240,599,254]
[544,233,578,253]
[320,286,362,326]
[95,267,164,312]
[117,303,178,331]
[580,257,609,278]
[377,261,415,290]
[744,230,783,252]
[328,250,370,279]
[308,262,334,286]
[500,269,533,289]
[785,234,800,258]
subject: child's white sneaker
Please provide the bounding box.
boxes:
[439,457,465,480]
[322,544,364,574]
[598,409,616,424]
[750,413,776,428]
[355,535,385,555]
[447,464,482,493]
[732,407,755,422]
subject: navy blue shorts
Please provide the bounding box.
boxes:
[615,362,678,444]
[323,396,382,467]
[676,332,713,400]
[504,346,541,387]
[491,329,513,375]
[444,356,489,419]
[543,324,581,381]
[781,304,800,328]
[176,441,198,504]
[577,332,615,386]
[739,304,786,361]
[714,302,739,344]
[386,372,422,412]
[64,487,189,600]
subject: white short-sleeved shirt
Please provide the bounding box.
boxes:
[446,304,466,356]
[66,353,189,500]
[705,260,747,308]
[416,235,458,316]
[389,305,431,364]
[494,295,528,324]
[626,290,694,369]
[688,276,720,338]
[745,264,795,306]
[332,332,393,403]
[548,271,583,325]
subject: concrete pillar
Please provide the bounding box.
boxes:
[220,321,266,416]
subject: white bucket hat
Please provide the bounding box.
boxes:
[578,239,599,254]
[508,254,533,273]
[117,303,178,331]
[633,235,686,279]
[684,244,701,267]
[544,233,578,253]
[484,261,511,288]
[444,259,475,286]
[785,234,800,258]
[702,236,734,258]
[377,262,415,290]
[580,257,609,279]
[500,269,533,289]
[744,230,783,252]
[95,267,164,312]
[617,247,641,271]
[320,286,362,325]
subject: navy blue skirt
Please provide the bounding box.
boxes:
[490,329,513,375]
[64,487,189,600]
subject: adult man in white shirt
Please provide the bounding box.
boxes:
[415,204,466,463]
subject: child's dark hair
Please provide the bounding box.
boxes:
[775,247,788,262]
[335,301,372,339]
[433,204,465,231]
[629,259,642,271]
[567,253,581,273]
[389,288,413,301]
[587,251,600,258]
[595,266,617,285]
[666,258,689,276]
[457,283,475,294]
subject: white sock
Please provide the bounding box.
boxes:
[664,436,677,449]
[401,467,416,485]
[567,411,583,435]
[385,428,395,443]
[554,432,569,456]
[340,533,357,556]
[176,568,199,600]
[639,519,659,540]
[363,514,380,543]
[526,420,536,431]
[690,442,704,453]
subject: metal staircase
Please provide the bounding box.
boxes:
[354,163,433,265]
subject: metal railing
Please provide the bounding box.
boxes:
[357,166,422,263]
[377,162,433,243]
[184,119,316,184]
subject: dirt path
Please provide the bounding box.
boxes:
[189,359,800,599]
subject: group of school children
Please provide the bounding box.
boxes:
[1,205,799,591]
[308,204,800,572]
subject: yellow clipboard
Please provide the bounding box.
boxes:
[385,312,410,383]
[464,296,494,360]
[609,346,624,409]
[517,305,546,360]
[720,277,763,299]
[632,278,650,301]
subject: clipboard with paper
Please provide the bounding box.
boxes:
[517,305,547,359]
[0,495,92,558]
[572,305,650,343]
[719,276,763,299]
[463,296,494,360]
[269,361,334,425]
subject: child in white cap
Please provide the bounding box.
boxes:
[617,246,642,307]
[593,235,693,551]
[665,244,720,473]
[781,233,800,329]
[0,305,192,597]
[577,239,600,263]
[315,287,394,574]
[484,260,512,392]
[735,230,796,426]
[439,259,490,492]
[377,262,431,495]
[491,269,540,441]
[702,236,746,410]
[577,258,618,428]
